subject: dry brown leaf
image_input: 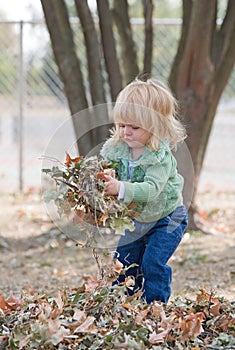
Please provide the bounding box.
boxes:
[151,302,164,317]
[134,309,150,325]
[180,312,204,341]
[64,153,83,167]
[210,301,221,316]
[120,302,134,311]
[100,212,110,226]
[73,309,86,322]
[196,287,219,304]
[124,276,135,290]
[17,209,27,217]
[73,209,85,223]
[19,335,31,350]
[85,277,100,293]
[0,294,22,313]
[113,259,124,273]
[47,318,70,343]
[74,316,97,334]
[54,291,64,310]
[149,324,172,344]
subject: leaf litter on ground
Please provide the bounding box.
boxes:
[1,165,235,349]
[0,259,235,350]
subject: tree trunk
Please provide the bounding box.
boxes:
[74,0,111,153]
[112,0,139,84]
[40,0,92,154]
[169,0,193,91]
[142,0,153,74]
[40,0,87,114]
[74,0,106,106]
[96,0,123,101]
[169,0,235,229]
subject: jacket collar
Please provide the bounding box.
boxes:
[103,139,169,166]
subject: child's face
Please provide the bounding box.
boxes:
[119,123,151,149]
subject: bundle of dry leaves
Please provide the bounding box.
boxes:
[42,153,137,246]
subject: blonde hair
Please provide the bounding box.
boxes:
[111,77,186,150]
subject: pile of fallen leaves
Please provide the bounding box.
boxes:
[42,154,136,245]
[1,260,235,350]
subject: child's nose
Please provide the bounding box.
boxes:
[124,126,132,135]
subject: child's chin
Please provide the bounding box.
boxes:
[125,141,142,148]
[125,141,134,147]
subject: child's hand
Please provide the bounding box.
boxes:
[104,175,120,195]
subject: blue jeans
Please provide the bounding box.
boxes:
[113,205,188,304]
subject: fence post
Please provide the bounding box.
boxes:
[18,21,24,192]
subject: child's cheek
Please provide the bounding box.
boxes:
[119,129,124,138]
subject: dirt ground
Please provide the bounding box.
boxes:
[0,190,235,302]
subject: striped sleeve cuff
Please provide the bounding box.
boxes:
[117,181,125,200]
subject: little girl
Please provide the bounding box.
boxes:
[100,76,188,304]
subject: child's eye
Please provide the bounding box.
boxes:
[118,124,139,129]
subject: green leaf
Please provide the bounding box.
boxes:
[51,166,64,178]
[136,328,149,344]
[110,217,135,235]
[8,337,19,350]
[212,332,235,346]
[43,189,59,203]
[59,182,69,195]
[42,168,52,174]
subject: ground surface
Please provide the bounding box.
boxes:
[0,190,235,302]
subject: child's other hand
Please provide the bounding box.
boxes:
[104,175,120,195]
[104,168,115,178]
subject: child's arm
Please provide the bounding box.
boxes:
[123,161,183,205]
[104,155,170,199]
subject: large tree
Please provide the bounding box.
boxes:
[40,0,235,228]
[169,0,235,226]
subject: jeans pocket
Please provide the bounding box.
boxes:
[167,205,188,235]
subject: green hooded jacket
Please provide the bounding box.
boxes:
[100,138,184,222]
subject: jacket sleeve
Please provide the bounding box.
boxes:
[122,154,173,204]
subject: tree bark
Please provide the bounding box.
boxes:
[213,0,235,101]
[40,0,87,114]
[96,0,123,101]
[112,0,139,84]
[40,0,92,154]
[169,0,193,92]
[142,0,153,74]
[74,0,106,106]
[74,0,110,153]
[169,0,235,229]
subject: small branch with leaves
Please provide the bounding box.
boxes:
[42,153,137,246]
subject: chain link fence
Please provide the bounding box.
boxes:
[0,19,234,193]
